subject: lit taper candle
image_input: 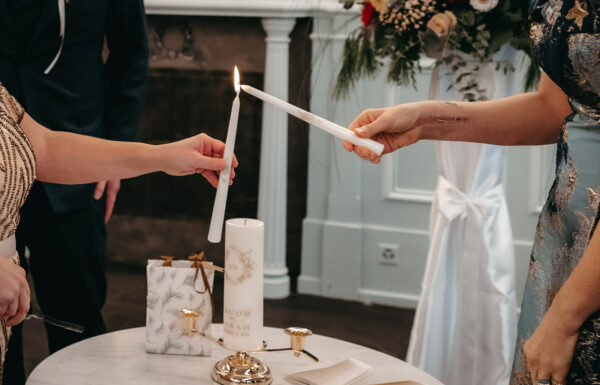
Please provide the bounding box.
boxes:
[208,66,241,243]
[240,84,384,156]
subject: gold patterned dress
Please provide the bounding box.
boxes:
[511,0,600,384]
[0,83,36,381]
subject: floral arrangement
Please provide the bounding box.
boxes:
[336,0,539,101]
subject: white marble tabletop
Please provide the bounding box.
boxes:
[27,325,443,385]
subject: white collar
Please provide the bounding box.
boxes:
[44,0,65,74]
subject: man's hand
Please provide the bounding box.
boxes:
[94,180,121,224]
[0,257,30,327]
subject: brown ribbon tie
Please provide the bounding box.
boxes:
[188,251,214,318]
[160,255,173,267]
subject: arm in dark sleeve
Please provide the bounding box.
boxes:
[103,0,149,142]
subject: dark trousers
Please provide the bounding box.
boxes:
[3,182,107,385]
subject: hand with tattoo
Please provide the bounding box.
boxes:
[344,101,472,163]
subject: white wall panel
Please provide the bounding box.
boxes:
[300,13,556,311]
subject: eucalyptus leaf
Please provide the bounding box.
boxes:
[342,0,356,9]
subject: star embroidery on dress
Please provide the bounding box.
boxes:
[566,0,589,29]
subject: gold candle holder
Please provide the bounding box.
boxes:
[181,309,200,337]
[211,327,317,384]
[179,308,272,384]
[211,351,272,384]
[285,327,313,358]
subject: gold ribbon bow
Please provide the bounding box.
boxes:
[160,255,174,267]
[188,251,214,318]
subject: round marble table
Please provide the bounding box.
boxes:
[27,325,443,385]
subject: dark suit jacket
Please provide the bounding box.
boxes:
[0,0,149,213]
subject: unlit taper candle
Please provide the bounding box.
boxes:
[240,84,384,156]
[208,67,241,243]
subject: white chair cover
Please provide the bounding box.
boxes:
[406,46,518,385]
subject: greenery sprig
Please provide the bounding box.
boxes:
[335,0,540,101]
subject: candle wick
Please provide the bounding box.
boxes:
[244,219,247,225]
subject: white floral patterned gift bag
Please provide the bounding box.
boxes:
[145,254,217,356]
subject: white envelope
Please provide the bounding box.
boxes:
[286,358,372,385]
[371,382,429,385]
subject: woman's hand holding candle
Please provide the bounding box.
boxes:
[342,105,422,163]
[158,133,238,187]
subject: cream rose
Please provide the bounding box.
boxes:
[444,11,457,28]
[426,12,457,38]
[469,0,499,12]
[369,0,388,13]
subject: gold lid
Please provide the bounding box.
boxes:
[284,327,312,337]
[181,309,200,318]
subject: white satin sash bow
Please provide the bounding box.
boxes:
[437,175,503,222]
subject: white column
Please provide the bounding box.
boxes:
[258,17,296,299]
[312,15,364,301]
[298,15,334,296]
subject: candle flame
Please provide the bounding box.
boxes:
[234,66,240,94]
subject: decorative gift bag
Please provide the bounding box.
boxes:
[145,253,217,356]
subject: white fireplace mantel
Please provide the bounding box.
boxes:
[144,0,354,18]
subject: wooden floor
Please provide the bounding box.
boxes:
[22,263,415,376]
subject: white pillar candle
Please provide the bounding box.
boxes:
[223,218,264,352]
[208,67,241,243]
[240,84,384,156]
